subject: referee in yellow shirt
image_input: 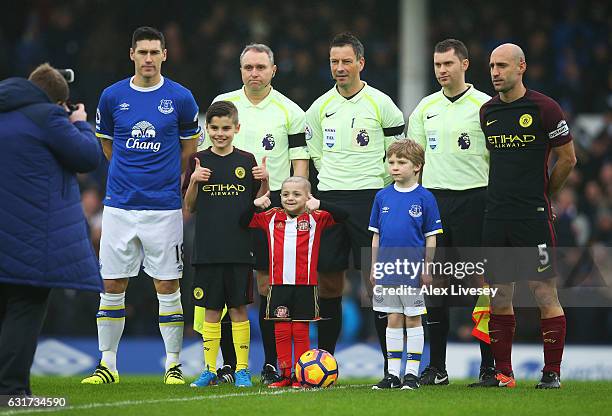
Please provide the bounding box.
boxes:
[306,33,406,376]
[408,39,494,386]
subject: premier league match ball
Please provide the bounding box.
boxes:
[295,349,338,388]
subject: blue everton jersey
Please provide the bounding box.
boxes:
[96,76,201,210]
[369,183,443,247]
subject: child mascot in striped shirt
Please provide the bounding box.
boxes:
[241,176,347,387]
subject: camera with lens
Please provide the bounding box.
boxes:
[57,69,78,113]
[58,69,74,83]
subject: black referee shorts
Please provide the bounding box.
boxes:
[253,190,281,271]
[317,189,378,272]
[431,187,486,261]
[265,285,319,322]
[192,264,254,309]
[428,187,486,307]
[482,218,557,283]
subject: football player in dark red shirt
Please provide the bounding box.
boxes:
[478,44,577,389]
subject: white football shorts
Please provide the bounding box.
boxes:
[99,206,183,280]
[372,287,426,317]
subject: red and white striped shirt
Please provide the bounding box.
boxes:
[249,208,336,285]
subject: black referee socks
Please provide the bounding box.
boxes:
[373,310,389,376]
[220,312,236,370]
[317,297,342,354]
[259,295,278,367]
[425,306,450,370]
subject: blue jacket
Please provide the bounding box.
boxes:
[0,77,104,292]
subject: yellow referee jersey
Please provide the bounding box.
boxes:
[199,87,309,191]
[408,85,490,190]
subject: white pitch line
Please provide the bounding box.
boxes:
[0,384,368,415]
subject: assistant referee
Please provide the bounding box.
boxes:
[407,39,494,386]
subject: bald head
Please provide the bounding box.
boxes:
[280,176,312,215]
[489,43,527,101]
[491,43,526,65]
[281,176,311,193]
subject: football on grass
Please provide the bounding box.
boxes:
[295,349,338,388]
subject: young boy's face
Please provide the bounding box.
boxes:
[206,116,239,151]
[280,181,309,216]
[388,154,420,183]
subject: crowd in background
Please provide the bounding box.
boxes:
[1,0,610,343]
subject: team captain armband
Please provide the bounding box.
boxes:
[179,120,199,131]
[548,120,570,140]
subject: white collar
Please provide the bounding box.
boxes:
[393,182,419,193]
[130,76,164,92]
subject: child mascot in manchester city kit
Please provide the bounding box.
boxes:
[183,100,269,388]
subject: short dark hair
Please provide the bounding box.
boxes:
[28,63,69,103]
[132,26,165,49]
[434,39,469,61]
[330,32,364,60]
[206,101,239,125]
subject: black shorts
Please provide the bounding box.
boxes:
[192,264,254,309]
[317,189,378,272]
[431,187,486,255]
[253,191,281,271]
[265,285,319,321]
[482,218,557,283]
[420,188,486,307]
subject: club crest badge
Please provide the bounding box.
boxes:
[519,113,533,128]
[158,99,174,114]
[409,204,423,218]
[274,306,290,318]
[297,220,310,231]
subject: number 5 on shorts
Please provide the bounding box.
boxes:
[537,243,549,266]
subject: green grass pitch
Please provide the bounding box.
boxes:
[0,376,610,416]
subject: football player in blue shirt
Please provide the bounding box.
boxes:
[82,26,201,385]
[369,140,442,390]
